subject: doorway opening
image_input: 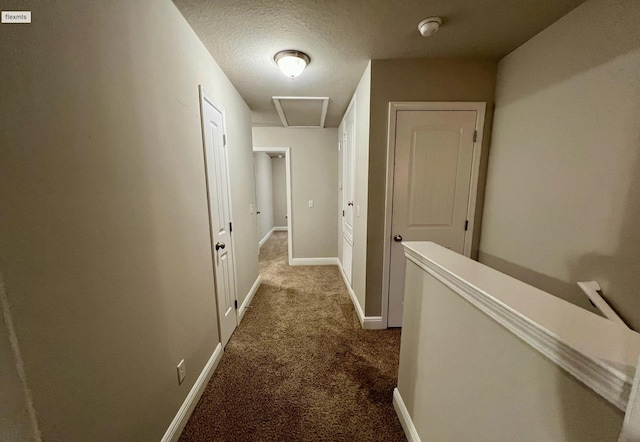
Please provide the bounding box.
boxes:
[253,147,293,265]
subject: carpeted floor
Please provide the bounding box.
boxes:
[179,231,405,441]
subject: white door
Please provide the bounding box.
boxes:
[341,102,356,284]
[200,88,238,347]
[388,109,479,327]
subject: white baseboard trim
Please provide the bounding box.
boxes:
[289,257,339,266]
[362,316,386,330]
[337,259,364,324]
[162,343,223,442]
[258,227,275,248]
[336,259,386,330]
[238,275,261,323]
[393,388,421,442]
[273,226,288,231]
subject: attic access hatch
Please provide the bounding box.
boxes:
[272,96,329,128]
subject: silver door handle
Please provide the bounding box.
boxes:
[393,234,403,242]
[215,242,226,251]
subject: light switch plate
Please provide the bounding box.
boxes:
[308,200,314,208]
[177,359,186,385]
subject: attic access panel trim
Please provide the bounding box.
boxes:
[273,96,329,128]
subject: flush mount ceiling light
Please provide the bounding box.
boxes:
[418,16,443,37]
[274,50,310,79]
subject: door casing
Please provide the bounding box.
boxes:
[340,98,356,284]
[382,102,486,327]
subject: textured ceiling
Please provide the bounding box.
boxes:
[173,0,585,127]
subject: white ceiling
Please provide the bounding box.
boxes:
[173,0,585,128]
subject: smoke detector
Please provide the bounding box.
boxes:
[418,17,442,37]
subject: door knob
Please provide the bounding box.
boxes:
[215,242,226,251]
[394,234,403,242]
[347,201,354,206]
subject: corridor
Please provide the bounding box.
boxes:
[179,232,404,441]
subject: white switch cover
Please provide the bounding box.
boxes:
[308,200,314,208]
[177,359,186,385]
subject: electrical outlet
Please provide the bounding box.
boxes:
[308,200,314,208]
[177,359,186,385]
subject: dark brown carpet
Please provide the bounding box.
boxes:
[179,232,405,441]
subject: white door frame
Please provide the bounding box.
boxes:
[341,98,356,243]
[253,147,293,265]
[199,85,239,342]
[381,101,486,327]
[340,97,356,284]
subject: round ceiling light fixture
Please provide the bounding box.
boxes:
[274,50,310,79]
[418,16,443,37]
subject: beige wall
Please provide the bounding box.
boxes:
[479,0,640,330]
[365,59,497,316]
[272,158,288,227]
[0,0,258,440]
[398,260,623,441]
[253,128,339,259]
[254,152,274,239]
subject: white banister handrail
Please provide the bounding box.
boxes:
[402,241,640,412]
[577,281,629,329]
[619,354,640,442]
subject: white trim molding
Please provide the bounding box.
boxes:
[238,275,261,324]
[362,316,385,330]
[620,355,640,441]
[382,101,486,328]
[290,257,338,266]
[162,343,223,442]
[258,227,288,248]
[337,259,364,322]
[258,228,275,248]
[403,241,640,412]
[337,260,386,330]
[393,388,421,442]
